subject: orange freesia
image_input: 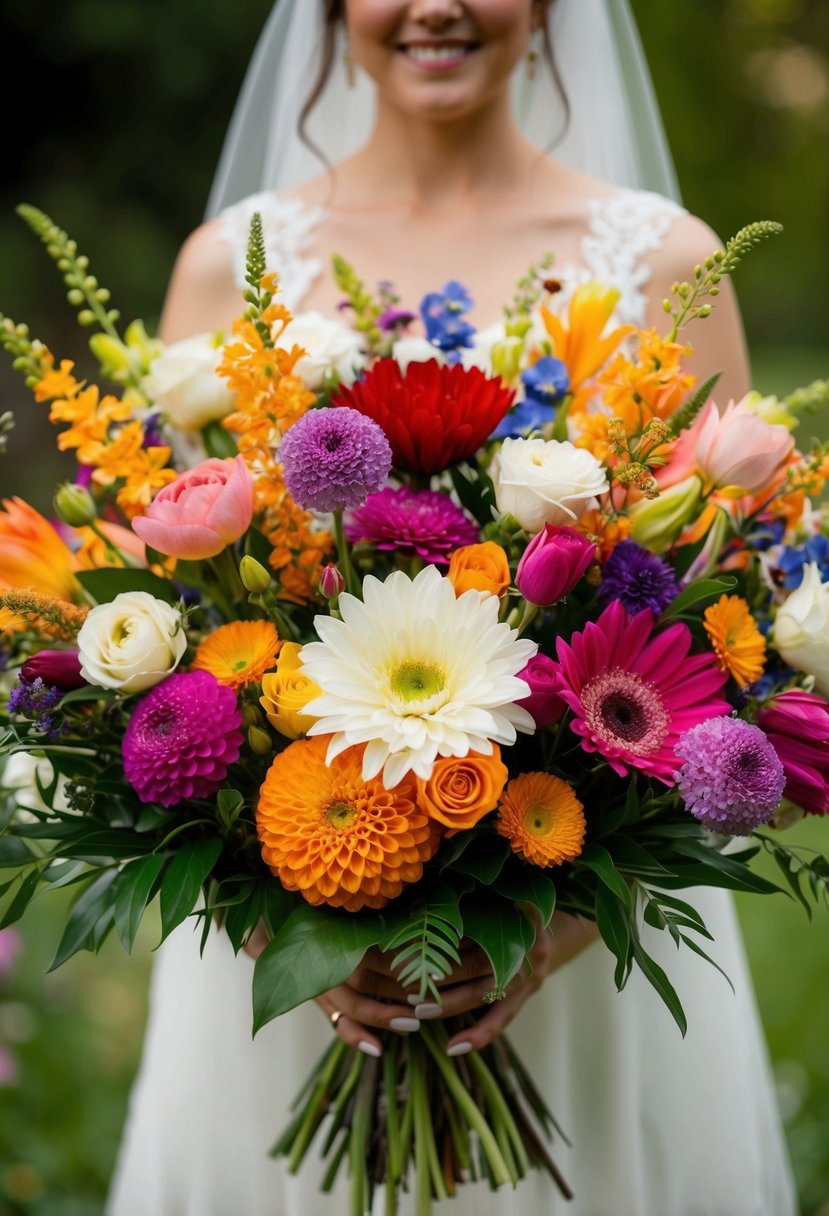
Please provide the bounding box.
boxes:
[541,283,635,392]
[0,497,81,602]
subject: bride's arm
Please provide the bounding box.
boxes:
[156,219,244,343]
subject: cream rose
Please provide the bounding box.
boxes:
[282,310,365,389]
[391,335,443,371]
[773,563,829,696]
[490,437,609,534]
[77,592,187,693]
[142,332,235,432]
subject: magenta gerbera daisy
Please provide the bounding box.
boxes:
[122,669,244,806]
[344,486,479,565]
[552,599,731,784]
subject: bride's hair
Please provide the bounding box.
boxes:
[298,0,569,163]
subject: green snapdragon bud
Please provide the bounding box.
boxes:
[239,555,272,594]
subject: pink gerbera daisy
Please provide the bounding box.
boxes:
[552,599,730,784]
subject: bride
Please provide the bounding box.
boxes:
[107,1,797,1213]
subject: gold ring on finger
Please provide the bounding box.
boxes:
[329,1009,344,1028]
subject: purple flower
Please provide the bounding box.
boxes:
[516,524,596,606]
[122,670,243,807]
[378,306,417,332]
[674,716,786,835]
[344,487,479,565]
[599,541,679,615]
[279,406,392,513]
[420,281,476,352]
[7,676,65,737]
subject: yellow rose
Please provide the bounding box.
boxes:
[259,642,322,740]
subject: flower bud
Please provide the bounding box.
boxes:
[20,649,86,691]
[629,475,703,555]
[516,525,596,606]
[247,725,273,755]
[490,336,524,383]
[54,482,96,528]
[319,563,346,600]
[239,555,272,594]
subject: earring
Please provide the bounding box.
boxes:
[344,43,356,88]
[526,33,539,83]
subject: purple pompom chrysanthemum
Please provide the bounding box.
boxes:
[122,670,243,807]
[344,487,479,565]
[279,406,392,513]
[674,716,785,835]
[599,540,679,615]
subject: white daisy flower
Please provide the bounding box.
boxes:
[300,565,538,788]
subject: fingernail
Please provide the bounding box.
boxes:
[446,1040,473,1057]
[390,1017,421,1033]
[407,993,421,1006]
[414,1002,443,1019]
[358,1040,382,1058]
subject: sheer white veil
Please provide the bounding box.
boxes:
[205,0,681,220]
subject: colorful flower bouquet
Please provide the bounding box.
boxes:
[2,204,829,1214]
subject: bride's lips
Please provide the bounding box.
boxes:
[397,40,480,71]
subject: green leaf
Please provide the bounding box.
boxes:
[201,420,238,459]
[113,854,166,952]
[659,576,737,621]
[0,867,41,929]
[672,839,782,894]
[0,836,34,867]
[216,789,245,832]
[631,940,687,1036]
[678,933,735,994]
[253,905,383,1032]
[494,868,556,929]
[76,567,178,604]
[444,834,511,885]
[48,870,119,970]
[594,883,632,990]
[644,890,713,938]
[602,835,672,876]
[460,893,534,996]
[158,838,223,942]
[578,844,633,910]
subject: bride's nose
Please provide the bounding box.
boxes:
[407,0,466,28]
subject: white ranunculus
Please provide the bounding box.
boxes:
[773,563,829,695]
[77,592,187,693]
[490,437,609,535]
[283,310,365,389]
[142,332,236,432]
[391,335,443,372]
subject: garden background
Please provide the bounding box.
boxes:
[0,0,827,1213]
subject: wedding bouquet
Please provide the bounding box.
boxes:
[1,204,828,1215]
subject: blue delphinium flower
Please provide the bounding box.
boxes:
[420,281,476,353]
[599,540,679,615]
[778,534,829,589]
[522,356,569,405]
[491,397,553,439]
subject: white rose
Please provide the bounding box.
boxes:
[773,563,829,695]
[283,310,365,390]
[490,437,609,535]
[391,335,443,371]
[142,332,235,431]
[78,592,187,693]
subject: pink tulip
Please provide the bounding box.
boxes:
[132,456,253,560]
[516,524,596,606]
[21,649,85,690]
[659,398,794,495]
[758,689,829,816]
[515,654,567,729]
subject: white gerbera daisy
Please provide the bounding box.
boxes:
[300,564,538,788]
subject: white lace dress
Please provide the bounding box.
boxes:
[106,189,798,1216]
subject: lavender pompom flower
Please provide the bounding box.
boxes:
[674,716,785,835]
[345,487,479,565]
[279,406,392,513]
[599,540,679,615]
[122,669,243,806]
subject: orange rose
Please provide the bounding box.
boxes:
[447,542,511,599]
[417,747,509,832]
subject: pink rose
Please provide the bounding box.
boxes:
[515,654,567,729]
[132,456,253,560]
[659,398,794,495]
[516,524,596,606]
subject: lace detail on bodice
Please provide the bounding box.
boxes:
[218,190,327,313]
[218,186,686,327]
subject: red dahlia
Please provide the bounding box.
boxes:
[332,358,514,475]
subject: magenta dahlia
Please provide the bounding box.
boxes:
[122,669,243,806]
[552,599,730,784]
[344,486,479,564]
[758,689,829,816]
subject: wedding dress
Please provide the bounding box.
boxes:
[105,187,798,1216]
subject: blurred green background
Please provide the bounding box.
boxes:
[0,0,827,1213]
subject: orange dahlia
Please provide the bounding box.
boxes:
[193,620,280,691]
[257,736,438,911]
[496,772,586,867]
[703,594,766,688]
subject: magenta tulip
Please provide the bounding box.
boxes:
[21,649,86,691]
[758,689,829,816]
[516,524,596,606]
